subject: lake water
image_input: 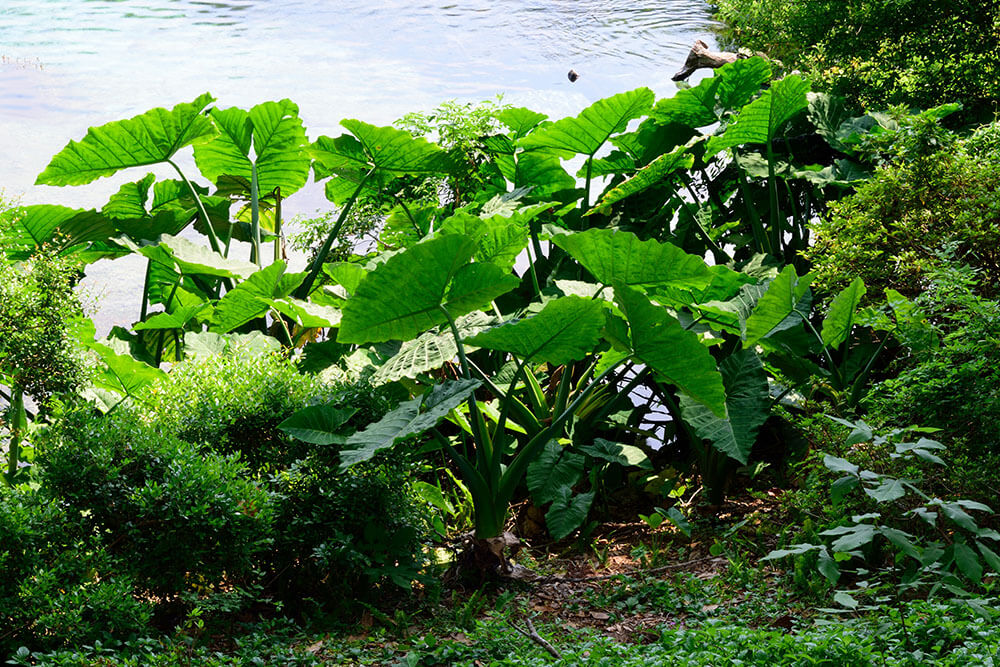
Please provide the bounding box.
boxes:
[0,0,721,332]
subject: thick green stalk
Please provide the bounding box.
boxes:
[250,162,262,267]
[441,305,494,483]
[273,189,283,264]
[496,359,626,514]
[731,152,770,256]
[766,139,781,255]
[296,168,375,299]
[167,158,223,256]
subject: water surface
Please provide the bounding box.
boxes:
[0,0,720,330]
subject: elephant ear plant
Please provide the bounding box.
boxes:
[280,227,728,576]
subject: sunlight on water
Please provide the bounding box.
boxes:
[0,0,720,331]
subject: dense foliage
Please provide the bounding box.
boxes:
[1,3,999,659]
[713,0,1000,123]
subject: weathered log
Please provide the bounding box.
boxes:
[672,39,740,81]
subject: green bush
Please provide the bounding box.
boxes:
[0,489,152,654]
[803,146,1000,303]
[40,410,274,595]
[122,353,425,611]
[714,0,1000,122]
[865,263,1000,494]
[267,451,427,612]
[143,352,328,472]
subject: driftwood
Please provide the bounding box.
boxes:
[672,39,741,81]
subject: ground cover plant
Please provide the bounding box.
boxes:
[2,2,1000,658]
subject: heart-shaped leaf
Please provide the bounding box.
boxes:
[37,93,217,186]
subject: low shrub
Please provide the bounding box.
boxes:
[864,263,1000,494]
[39,410,274,596]
[804,143,1000,303]
[0,489,152,654]
[143,352,328,472]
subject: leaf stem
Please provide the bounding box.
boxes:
[296,168,375,299]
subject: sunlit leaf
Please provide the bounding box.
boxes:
[338,235,519,344]
[37,93,217,186]
[706,75,811,157]
[587,145,694,213]
[194,99,311,196]
[519,88,655,157]
[466,296,604,365]
[553,228,713,290]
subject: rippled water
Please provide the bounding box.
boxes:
[0,0,720,330]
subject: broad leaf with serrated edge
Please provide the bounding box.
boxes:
[339,379,481,470]
[554,228,713,290]
[37,93,217,186]
[338,235,519,344]
[466,296,604,365]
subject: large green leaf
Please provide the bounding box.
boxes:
[102,175,195,241]
[518,88,655,157]
[212,261,304,332]
[743,265,812,347]
[821,277,866,350]
[339,379,481,470]
[553,228,713,290]
[616,286,726,417]
[496,107,548,139]
[527,441,585,505]
[84,340,168,406]
[678,349,769,465]
[587,144,694,213]
[135,234,258,279]
[514,151,576,199]
[0,205,115,260]
[193,99,311,197]
[706,75,811,157]
[438,212,530,272]
[545,488,595,540]
[652,58,772,128]
[311,119,456,183]
[278,405,357,445]
[36,93,217,186]
[372,311,495,385]
[338,235,519,344]
[466,296,605,366]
